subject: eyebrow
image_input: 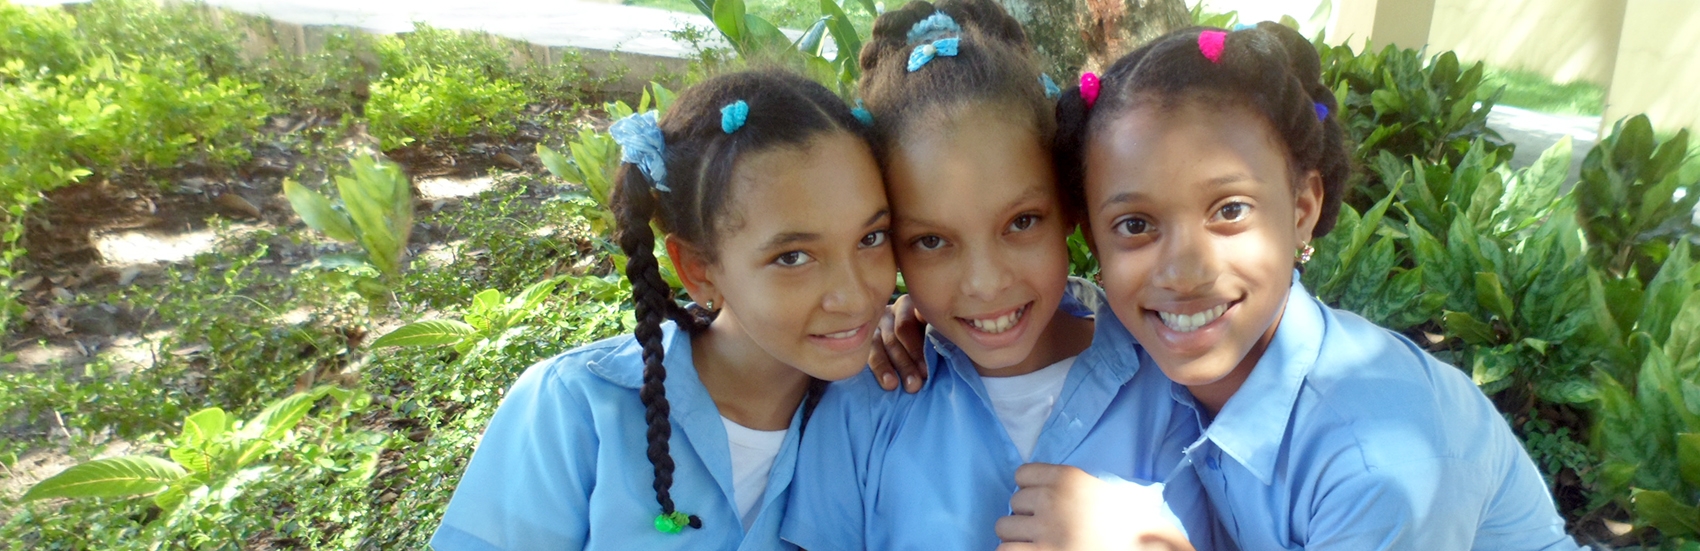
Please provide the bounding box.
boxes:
[760,209,890,251]
[897,187,1047,228]
[1096,173,1252,215]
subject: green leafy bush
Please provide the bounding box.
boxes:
[285,155,417,293]
[366,64,528,150]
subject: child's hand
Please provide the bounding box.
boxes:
[994,463,1194,551]
[869,294,929,393]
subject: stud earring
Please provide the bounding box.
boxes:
[1297,243,1315,264]
[705,299,715,311]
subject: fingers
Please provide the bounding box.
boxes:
[868,326,901,391]
[994,513,1042,544]
[1008,484,1054,515]
[1013,462,1079,488]
[994,544,1042,551]
[885,295,928,393]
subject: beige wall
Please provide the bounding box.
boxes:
[1603,0,1700,133]
[1428,0,1626,85]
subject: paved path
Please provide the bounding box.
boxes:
[1487,105,1599,185]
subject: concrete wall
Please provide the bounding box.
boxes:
[1427,0,1626,85]
[1602,0,1700,133]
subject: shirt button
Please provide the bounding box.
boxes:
[1206,456,1219,470]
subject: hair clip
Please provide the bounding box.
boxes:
[1040,73,1061,99]
[1314,102,1329,121]
[609,111,670,192]
[907,37,960,72]
[1080,72,1100,108]
[721,100,749,134]
[1199,30,1227,64]
[852,99,875,126]
[906,12,961,44]
[1232,23,1254,31]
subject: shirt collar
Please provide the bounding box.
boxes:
[1197,274,1326,485]
[587,321,688,389]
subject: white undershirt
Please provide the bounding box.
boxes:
[980,356,1076,461]
[722,416,787,530]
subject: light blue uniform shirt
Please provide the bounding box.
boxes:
[781,279,1213,551]
[1170,277,1582,551]
[432,322,804,551]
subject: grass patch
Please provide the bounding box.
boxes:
[1483,65,1605,116]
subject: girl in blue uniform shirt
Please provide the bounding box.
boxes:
[430,70,898,551]
[781,2,1204,550]
[1019,22,1585,550]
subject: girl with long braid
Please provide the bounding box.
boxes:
[432,70,896,551]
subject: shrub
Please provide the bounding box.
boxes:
[366,63,528,150]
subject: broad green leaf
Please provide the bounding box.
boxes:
[370,319,476,348]
[1667,290,1700,366]
[651,82,677,114]
[1630,488,1700,536]
[232,387,332,467]
[744,15,791,53]
[537,144,575,183]
[22,456,186,501]
[1535,379,1599,405]
[1642,241,1696,347]
[177,407,228,449]
[1475,272,1515,323]
[1680,433,1700,490]
[1470,346,1516,389]
[821,0,863,70]
[1444,310,1496,346]
[712,0,748,49]
[1278,14,1300,30]
[794,17,830,56]
[282,179,358,243]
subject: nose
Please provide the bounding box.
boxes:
[1152,224,1219,297]
[960,243,1014,302]
[821,256,878,316]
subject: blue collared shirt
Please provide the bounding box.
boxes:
[781,279,1211,551]
[432,322,803,551]
[1170,277,1581,551]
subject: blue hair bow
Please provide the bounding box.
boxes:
[907,37,960,72]
[609,111,670,192]
[906,12,961,44]
[721,100,749,134]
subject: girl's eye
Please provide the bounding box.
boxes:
[913,235,946,251]
[1217,202,1250,222]
[860,230,889,248]
[1114,217,1150,237]
[775,251,813,267]
[1008,214,1039,232]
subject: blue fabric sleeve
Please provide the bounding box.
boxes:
[432,359,600,551]
[780,377,881,551]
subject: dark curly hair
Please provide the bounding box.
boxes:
[1053,22,1353,237]
[607,69,871,532]
[856,0,1054,160]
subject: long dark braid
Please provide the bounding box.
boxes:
[1053,22,1353,237]
[608,70,875,532]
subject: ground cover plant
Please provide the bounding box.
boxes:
[1,1,1698,549]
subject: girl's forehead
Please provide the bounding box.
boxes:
[716,133,887,244]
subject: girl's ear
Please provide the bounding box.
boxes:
[664,235,719,307]
[1293,169,1325,244]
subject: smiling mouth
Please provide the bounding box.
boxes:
[1155,302,1232,333]
[816,327,861,339]
[959,302,1032,335]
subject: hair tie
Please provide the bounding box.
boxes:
[852,99,874,126]
[906,12,961,44]
[609,111,670,192]
[907,37,960,72]
[1314,102,1329,121]
[1198,30,1227,64]
[1080,72,1100,108]
[1232,23,1254,31]
[720,100,749,134]
[1040,73,1061,99]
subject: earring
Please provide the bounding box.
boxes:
[1297,243,1315,264]
[705,299,715,311]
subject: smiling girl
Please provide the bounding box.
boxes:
[780,2,1203,550]
[1044,22,1582,550]
[430,70,896,551]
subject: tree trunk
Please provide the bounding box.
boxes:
[997,0,1189,77]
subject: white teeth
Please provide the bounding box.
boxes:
[1157,304,1228,333]
[821,327,859,339]
[967,305,1025,334]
